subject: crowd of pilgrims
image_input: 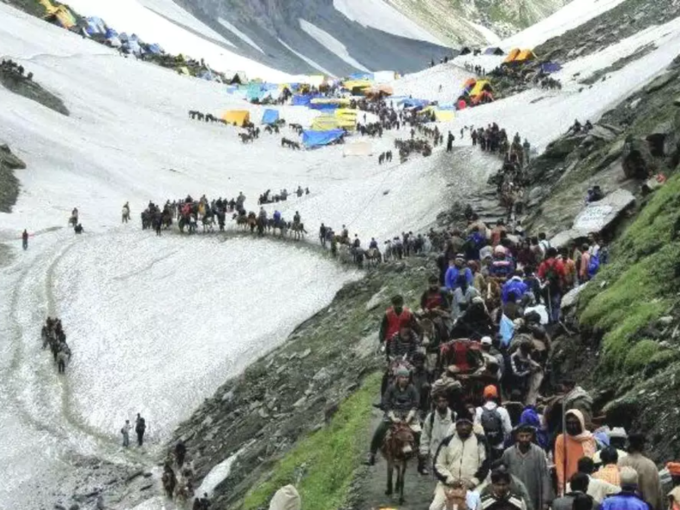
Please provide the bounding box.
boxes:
[41,317,72,374]
[161,440,211,509]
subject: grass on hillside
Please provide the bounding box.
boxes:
[243,372,381,510]
[579,173,680,375]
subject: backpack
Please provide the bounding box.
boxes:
[544,260,561,292]
[588,254,600,278]
[481,407,504,444]
[137,417,146,431]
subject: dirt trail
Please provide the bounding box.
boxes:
[357,409,437,510]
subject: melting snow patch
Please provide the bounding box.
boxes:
[197,445,249,497]
[218,17,265,54]
[333,0,444,46]
[299,19,370,72]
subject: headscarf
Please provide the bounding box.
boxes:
[565,409,597,457]
[519,405,549,450]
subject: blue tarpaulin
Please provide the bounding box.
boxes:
[292,94,318,106]
[349,72,374,80]
[540,62,562,74]
[147,43,163,55]
[262,109,279,125]
[302,129,345,149]
[398,98,429,109]
[85,17,106,35]
[309,102,339,111]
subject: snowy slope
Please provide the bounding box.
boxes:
[501,0,628,50]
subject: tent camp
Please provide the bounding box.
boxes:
[228,72,246,85]
[435,110,455,122]
[469,80,493,97]
[484,47,504,55]
[105,28,122,48]
[85,16,106,35]
[222,110,250,126]
[515,49,537,63]
[343,140,373,157]
[302,129,345,149]
[504,48,521,64]
[460,47,472,55]
[261,109,279,125]
[366,84,393,97]
[311,115,340,131]
[349,72,374,81]
[541,62,562,73]
[44,4,76,28]
[334,109,358,130]
[292,94,318,107]
[146,43,163,55]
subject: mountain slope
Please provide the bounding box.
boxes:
[387,0,569,45]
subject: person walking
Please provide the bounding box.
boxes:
[135,413,146,447]
[121,419,131,447]
[22,229,28,250]
[619,433,664,510]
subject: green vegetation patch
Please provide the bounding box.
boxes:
[243,372,381,510]
[579,174,680,375]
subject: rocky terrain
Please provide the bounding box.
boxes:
[0,65,69,116]
[0,143,26,213]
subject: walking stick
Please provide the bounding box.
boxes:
[561,398,567,496]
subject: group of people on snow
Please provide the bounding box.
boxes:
[41,317,71,374]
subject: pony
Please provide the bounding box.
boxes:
[380,421,415,504]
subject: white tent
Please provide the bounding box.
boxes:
[373,70,396,83]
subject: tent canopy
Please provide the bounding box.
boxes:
[366,84,393,96]
[261,109,280,125]
[435,110,455,122]
[504,48,521,63]
[311,115,340,131]
[302,129,345,149]
[516,49,537,62]
[541,62,562,73]
[222,110,250,126]
[460,47,472,55]
[335,109,357,130]
[470,80,493,96]
[484,47,504,55]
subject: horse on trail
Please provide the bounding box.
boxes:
[365,247,382,267]
[281,138,301,150]
[239,132,254,144]
[380,421,415,504]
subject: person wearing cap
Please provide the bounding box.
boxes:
[480,336,504,378]
[431,418,490,510]
[619,434,664,510]
[475,385,512,459]
[445,255,474,292]
[600,467,652,510]
[365,366,419,466]
[666,462,680,510]
[501,425,552,510]
[489,245,515,280]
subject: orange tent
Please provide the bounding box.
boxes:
[463,78,477,88]
[503,48,521,64]
[515,49,537,63]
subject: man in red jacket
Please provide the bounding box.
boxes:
[537,247,566,323]
[379,295,420,346]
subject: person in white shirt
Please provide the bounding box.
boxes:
[474,385,513,459]
[420,394,456,476]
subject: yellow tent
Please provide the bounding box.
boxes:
[503,48,521,63]
[311,115,340,131]
[342,79,372,90]
[335,108,358,130]
[470,80,493,97]
[43,4,76,28]
[222,110,251,126]
[515,49,537,62]
[310,98,352,107]
[435,110,455,122]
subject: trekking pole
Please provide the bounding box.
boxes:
[561,398,567,496]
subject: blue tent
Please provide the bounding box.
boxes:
[302,129,345,149]
[146,43,163,55]
[541,62,562,74]
[308,102,339,111]
[398,98,429,109]
[85,17,106,35]
[119,32,129,42]
[292,94,318,106]
[349,72,374,80]
[262,109,279,125]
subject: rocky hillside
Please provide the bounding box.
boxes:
[0,143,26,213]
[388,0,569,43]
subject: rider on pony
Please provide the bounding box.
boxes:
[365,366,419,466]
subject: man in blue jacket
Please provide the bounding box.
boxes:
[501,270,529,304]
[445,255,473,291]
[600,467,651,510]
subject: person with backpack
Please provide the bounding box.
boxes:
[121,419,131,447]
[135,413,146,446]
[420,394,456,476]
[474,385,512,461]
[537,248,566,323]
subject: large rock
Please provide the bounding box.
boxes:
[622,136,656,179]
[550,189,636,246]
[0,144,26,170]
[644,72,676,94]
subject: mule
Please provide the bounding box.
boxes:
[380,422,415,504]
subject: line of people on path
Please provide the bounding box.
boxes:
[162,440,211,509]
[41,317,71,374]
